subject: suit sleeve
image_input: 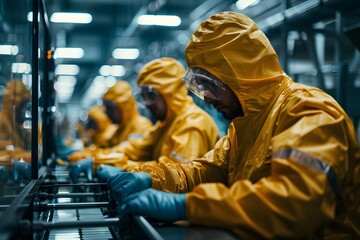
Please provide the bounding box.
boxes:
[134,135,230,192]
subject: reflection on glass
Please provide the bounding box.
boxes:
[0,1,34,204]
[0,80,32,184]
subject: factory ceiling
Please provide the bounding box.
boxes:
[1,0,360,109]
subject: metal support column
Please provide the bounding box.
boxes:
[335,11,348,109]
[305,30,326,89]
[280,0,289,73]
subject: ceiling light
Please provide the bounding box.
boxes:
[258,12,285,30]
[81,76,109,107]
[92,76,108,94]
[137,15,181,27]
[0,45,19,55]
[54,48,84,59]
[11,63,31,74]
[236,0,260,10]
[56,75,77,87]
[55,64,80,75]
[27,12,39,22]
[112,48,139,60]
[55,76,76,103]
[99,65,126,77]
[105,76,117,88]
[50,12,92,24]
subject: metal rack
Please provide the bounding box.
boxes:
[0,164,167,240]
[0,163,239,240]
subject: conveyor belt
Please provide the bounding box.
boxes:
[30,165,128,240]
[0,164,238,240]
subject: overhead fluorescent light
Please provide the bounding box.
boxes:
[55,76,76,103]
[99,65,126,77]
[81,75,108,106]
[11,63,31,74]
[56,75,77,87]
[137,15,181,27]
[104,76,117,88]
[27,12,39,22]
[50,12,92,24]
[56,92,74,103]
[92,76,108,94]
[55,64,80,75]
[258,12,285,30]
[112,48,139,60]
[54,48,84,59]
[236,0,260,10]
[0,45,19,55]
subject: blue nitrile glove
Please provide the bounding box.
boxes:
[69,157,93,183]
[56,137,76,160]
[96,164,123,183]
[118,188,187,222]
[107,172,152,202]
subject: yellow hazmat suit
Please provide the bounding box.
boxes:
[136,12,360,239]
[85,105,118,148]
[0,80,33,166]
[102,80,152,146]
[0,80,32,149]
[68,80,152,168]
[114,57,220,170]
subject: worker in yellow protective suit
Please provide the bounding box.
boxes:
[0,79,37,182]
[68,80,153,183]
[82,105,118,148]
[101,80,153,147]
[107,12,360,239]
[0,79,32,151]
[95,57,220,182]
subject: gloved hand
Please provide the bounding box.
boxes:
[96,164,123,183]
[107,172,152,202]
[118,188,187,222]
[69,157,93,183]
[56,137,76,160]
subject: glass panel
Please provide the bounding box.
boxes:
[0,0,33,211]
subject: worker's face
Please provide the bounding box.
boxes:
[139,86,167,121]
[183,68,243,120]
[86,118,98,133]
[103,100,122,124]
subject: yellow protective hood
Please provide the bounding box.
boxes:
[87,106,112,132]
[137,57,189,119]
[0,79,32,149]
[2,79,31,110]
[185,11,284,117]
[102,80,138,124]
[87,105,118,147]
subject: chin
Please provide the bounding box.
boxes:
[221,111,238,120]
[221,111,231,120]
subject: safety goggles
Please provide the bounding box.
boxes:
[182,68,227,100]
[137,85,160,105]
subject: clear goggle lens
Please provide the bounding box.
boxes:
[182,68,226,100]
[136,85,159,105]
